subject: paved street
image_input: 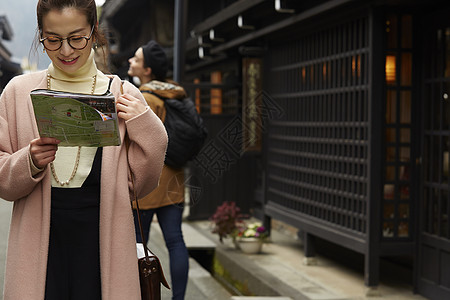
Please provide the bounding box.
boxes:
[0,200,12,297]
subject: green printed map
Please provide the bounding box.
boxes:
[31,90,121,147]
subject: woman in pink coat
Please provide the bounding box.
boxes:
[0,0,167,299]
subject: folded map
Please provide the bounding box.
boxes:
[30,89,121,147]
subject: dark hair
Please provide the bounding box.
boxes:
[31,0,109,71]
[36,0,107,46]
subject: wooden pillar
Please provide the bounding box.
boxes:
[210,71,222,114]
[173,0,186,83]
[365,7,383,288]
[194,78,201,113]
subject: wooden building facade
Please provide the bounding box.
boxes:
[101,0,450,298]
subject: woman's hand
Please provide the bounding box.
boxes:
[116,94,147,121]
[29,137,60,169]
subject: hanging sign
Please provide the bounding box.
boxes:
[242,57,263,152]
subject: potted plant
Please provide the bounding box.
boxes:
[235,222,269,254]
[210,201,246,243]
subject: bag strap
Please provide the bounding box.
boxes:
[126,144,152,260]
[122,80,171,289]
[121,81,153,261]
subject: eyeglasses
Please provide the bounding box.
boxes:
[40,26,94,51]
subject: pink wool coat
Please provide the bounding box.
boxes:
[0,71,168,300]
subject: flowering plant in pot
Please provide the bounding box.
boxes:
[210,201,246,243]
[236,222,269,240]
[235,222,269,254]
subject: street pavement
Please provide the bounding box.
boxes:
[0,200,12,298]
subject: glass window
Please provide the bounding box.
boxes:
[400,91,411,124]
[440,194,448,238]
[383,221,394,237]
[386,166,396,181]
[383,14,413,239]
[400,129,410,143]
[432,188,440,235]
[432,82,441,130]
[444,137,450,183]
[399,204,410,218]
[445,28,450,78]
[386,54,397,85]
[444,82,450,129]
[386,146,396,162]
[401,53,412,86]
[386,90,397,123]
[398,222,409,237]
[386,128,396,143]
[384,203,395,218]
[384,184,395,200]
[400,147,410,161]
[401,15,412,48]
[400,184,410,200]
[386,14,397,49]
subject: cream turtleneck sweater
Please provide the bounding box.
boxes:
[42,49,110,188]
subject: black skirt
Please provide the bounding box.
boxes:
[45,148,102,300]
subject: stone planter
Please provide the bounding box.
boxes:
[236,237,263,254]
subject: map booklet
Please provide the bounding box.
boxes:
[30,89,121,147]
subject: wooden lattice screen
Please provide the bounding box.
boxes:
[265,16,370,238]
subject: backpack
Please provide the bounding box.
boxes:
[143,91,208,169]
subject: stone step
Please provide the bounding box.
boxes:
[182,222,216,250]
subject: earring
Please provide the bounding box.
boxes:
[93,43,98,50]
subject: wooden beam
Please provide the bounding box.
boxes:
[190,0,265,36]
[210,0,358,55]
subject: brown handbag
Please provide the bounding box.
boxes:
[126,136,170,300]
[134,193,170,300]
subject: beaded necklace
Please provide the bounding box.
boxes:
[47,73,97,186]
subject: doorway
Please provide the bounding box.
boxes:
[417,8,450,300]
